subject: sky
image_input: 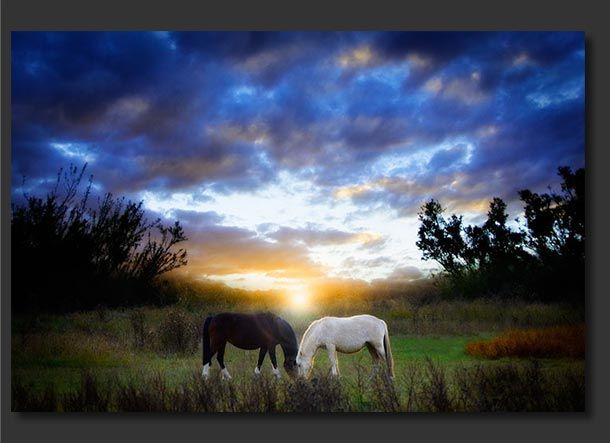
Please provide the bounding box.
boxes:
[11,31,585,294]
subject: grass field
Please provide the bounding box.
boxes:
[11,297,586,412]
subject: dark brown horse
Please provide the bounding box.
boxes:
[201,312,298,379]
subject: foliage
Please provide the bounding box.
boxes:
[11,164,188,312]
[156,308,199,355]
[11,298,585,412]
[11,360,584,412]
[465,324,585,359]
[416,166,584,302]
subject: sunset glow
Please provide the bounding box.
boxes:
[288,287,312,310]
[11,32,585,292]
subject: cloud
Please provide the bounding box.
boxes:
[11,32,584,288]
[337,45,378,68]
[441,72,489,105]
[427,144,469,171]
[264,225,384,249]
[386,266,424,282]
[175,219,326,279]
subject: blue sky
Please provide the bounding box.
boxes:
[11,31,585,293]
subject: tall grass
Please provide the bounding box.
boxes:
[12,361,584,412]
[465,324,585,359]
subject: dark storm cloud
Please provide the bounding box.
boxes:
[12,31,584,222]
[12,32,175,119]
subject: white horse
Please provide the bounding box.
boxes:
[296,314,394,378]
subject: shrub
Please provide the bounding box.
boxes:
[116,372,168,412]
[129,309,147,350]
[465,324,585,359]
[418,357,454,412]
[284,375,350,412]
[157,309,198,355]
[63,370,112,412]
[453,361,584,412]
[11,164,188,313]
[12,382,58,412]
[236,373,279,413]
[369,370,401,412]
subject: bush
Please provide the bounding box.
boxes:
[11,362,585,412]
[454,361,584,412]
[129,309,148,350]
[369,370,401,412]
[418,357,454,412]
[63,370,112,412]
[116,372,168,412]
[284,375,350,412]
[11,164,188,313]
[465,324,585,359]
[12,382,58,412]
[157,309,198,355]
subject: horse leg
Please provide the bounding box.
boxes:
[202,337,219,379]
[255,348,267,376]
[366,342,382,378]
[327,344,340,376]
[268,346,281,378]
[217,342,232,380]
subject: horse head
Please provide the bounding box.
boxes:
[295,352,313,378]
[276,317,299,377]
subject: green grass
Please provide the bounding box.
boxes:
[11,299,586,411]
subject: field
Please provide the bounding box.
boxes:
[11,290,586,412]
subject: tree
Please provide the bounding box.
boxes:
[519,166,584,261]
[417,197,528,298]
[416,166,584,303]
[11,164,189,312]
[416,200,467,277]
[518,166,585,302]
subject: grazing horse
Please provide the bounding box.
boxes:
[296,314,394,379]
[201,312,299,380]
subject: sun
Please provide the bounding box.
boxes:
[288,287,311,310]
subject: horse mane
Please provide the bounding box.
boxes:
[274,316,298,356]
[298,318,322,355]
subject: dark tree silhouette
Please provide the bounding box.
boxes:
[416,166,584,303]
[519,166,584,262]
[11,164,188,312]
[518,166,585,302]
[416,200,467,277]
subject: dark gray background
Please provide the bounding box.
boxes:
[2,0,608,441]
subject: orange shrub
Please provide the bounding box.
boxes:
[465,324,585,359]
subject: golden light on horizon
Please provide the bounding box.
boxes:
[287,286,312,311]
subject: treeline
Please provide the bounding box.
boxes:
[11,165,188,313]
[416,166,584,303]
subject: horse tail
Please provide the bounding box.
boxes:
[202,316,213,366]
[382,322,394,378]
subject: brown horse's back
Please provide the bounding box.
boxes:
[209,312,278,350]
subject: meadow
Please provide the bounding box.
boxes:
[11,279,586,413]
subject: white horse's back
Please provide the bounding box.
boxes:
[307,315,386,353]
